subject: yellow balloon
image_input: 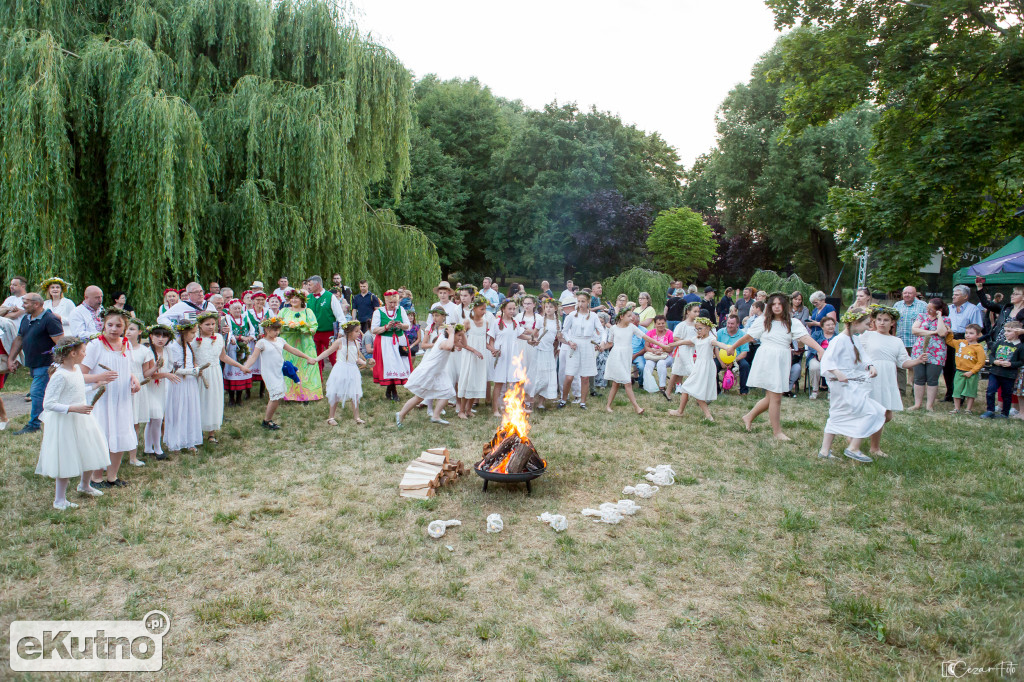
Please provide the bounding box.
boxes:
[719,349,736,364]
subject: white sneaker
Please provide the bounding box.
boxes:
[131,460,146,467]
[0,420,7,431]
[430,417,450,425]
[76,485,103,497]
[809,392,818,400]
[53,500,79,510]
[395,412,403,427]
[1011,407,1019,417]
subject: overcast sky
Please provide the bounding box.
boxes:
[353,0,784,169]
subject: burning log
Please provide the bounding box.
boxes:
[477,352,547,476]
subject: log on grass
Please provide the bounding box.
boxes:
[418,452,448,467]
[399,487,434,499]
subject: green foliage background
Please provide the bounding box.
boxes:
[0,0,441,308]
[602,267,672,309]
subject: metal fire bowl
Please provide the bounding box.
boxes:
[474,463,546,493]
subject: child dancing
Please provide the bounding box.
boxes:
[36,336,114,509]
[668,317,731,420]
[242,317,314,430]
[315,320,371,425]
[602,306,672,414]
[817,308,887,463]
[396,325,468,426]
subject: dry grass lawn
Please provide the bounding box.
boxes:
[2,367,1022,680]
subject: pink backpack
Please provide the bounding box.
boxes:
[722,369,735,390]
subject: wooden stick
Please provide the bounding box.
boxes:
[89,385,106,406]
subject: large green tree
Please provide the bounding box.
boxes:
[0,0,440,310]
[485,103,682,279]
[766,1,1024,286]
[714,40,877,288]
[645,207,718,281]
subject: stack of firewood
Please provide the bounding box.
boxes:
[399,447,465,499]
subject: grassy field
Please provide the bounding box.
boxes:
[1,365,1022,680]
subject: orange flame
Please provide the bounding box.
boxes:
[480,352,546,473]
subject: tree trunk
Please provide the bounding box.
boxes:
[808,228,842,291]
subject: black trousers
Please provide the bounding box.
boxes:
[986,374,1015,414]
[943,332,964,400]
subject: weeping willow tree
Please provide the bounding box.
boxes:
[0,0,438,310]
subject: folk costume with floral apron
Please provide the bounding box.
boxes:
[225,312,254,391]
[372,304,412,387]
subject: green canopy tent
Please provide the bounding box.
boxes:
[953,235,1024,285]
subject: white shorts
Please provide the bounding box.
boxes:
[565,341,597,377]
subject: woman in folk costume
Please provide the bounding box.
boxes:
[456,297,490,419]
[817,308,888,463]
[158,288,179,319]
[526,298,561,411]
[371,289,412,401]
[280,290,323,401]
[725,293,824,441]
[80,308,140,488]
[224,299,256,407]
[246,292,268,397]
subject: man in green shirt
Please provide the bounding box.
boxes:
[307,275,347,379]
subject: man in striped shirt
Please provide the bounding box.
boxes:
[893,286,926,395]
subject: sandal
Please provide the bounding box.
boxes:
[326,418,338,426]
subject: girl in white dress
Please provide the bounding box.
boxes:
[726,293,824,441]
[489,299,531,418]
[668,318,731,421]
[514,296,541,376]
[247,292,268,397]
[862,306,925,458]
[125,318,155,467]
[818,308,887,463]
[242,317,313,431]
[80,309,140,488]
[224,299,256,407]
[37,337,113,509]
[315,321,371,425]
[164,320,203,453]
[397,325,470,426]
[41,277,76,334]
[602,307,672,414]
[526,299,561,410]
[143,324,177,460]
[194,311,249,443]
[456,300,489,419]
[666,303,700,396]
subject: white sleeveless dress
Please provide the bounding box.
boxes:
[164,340,203,451]
[681,336,718,402]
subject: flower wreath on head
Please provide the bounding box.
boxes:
[196,310,219,325]
[453,324,465,333]
[101,306,131,321]
[540,297,558,308]
[458,285,478,297]
[47,335,91,357]
[695,317,714,328]
[162,287,179,297]
[174,319,198,333]
[260,316,284,328]
[869,303,900,321]
[283,289,306,305]
[341,320,361,333]
[39,276,72,294]
[841,308,871,326]
[614,304,636,323]
[428,305,447,317]
[471,293,489,309]
[128,316,147,331]
[146,323,175,338]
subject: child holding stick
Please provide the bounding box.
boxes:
[164,320,203,454]
[242,317,314,430]
[456,299,489,419]
[668,317,732,421]
[314,320,371,425]
[194,311,249,444]
[125,317,154,467]
[526,298,561,411]
[143,324,179,460]
[36,336,114,509]
[397,325,469,426]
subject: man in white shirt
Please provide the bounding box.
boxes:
[432,281,461,323]
[558,292,603,409]
[158,282,212,326]
[558,279,577,308]
[0,276,28,321]
[65,286,104,337]
[272,277,290,299]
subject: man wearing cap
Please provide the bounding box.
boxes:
[307,275,347,378]
[250,280,265,294]
[699,286,718,326]
[158,282,212,326]
[432,281,460,323]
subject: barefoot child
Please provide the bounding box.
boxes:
[143,324,179,460]
[526,299,561,411]
[81,308,140,488]
[397,324,467,426]
[456,299,489,419]
[602,306,672,414]
[194,311,249,444]
[668,317,731,420]
[242,317,314,430]
[36,336,114,509]
[945,323,986,414]
[164,320,203,454]
[817,308,887,463]
[125,318,154,467]
[666,303,699,396]
[315,320,371,425]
